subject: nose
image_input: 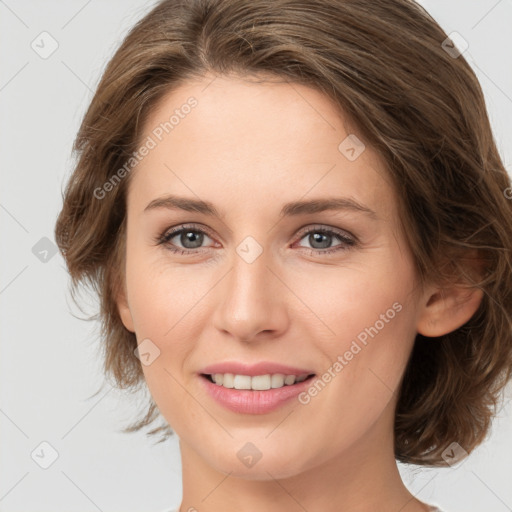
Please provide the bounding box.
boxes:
[212,246,290,343]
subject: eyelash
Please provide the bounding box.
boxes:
[155,223,357,256]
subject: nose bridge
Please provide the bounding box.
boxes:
[213,239,288,341]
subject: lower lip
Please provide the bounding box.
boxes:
[199,374,316,414]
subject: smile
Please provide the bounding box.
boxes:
[203,372,314,390]
[199,373,317,414]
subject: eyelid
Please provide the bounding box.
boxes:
[294,223,356,242]
[157,222,217,246]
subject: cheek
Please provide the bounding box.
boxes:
[124,240,208,336]
[293,298,416,462]
[317,290,415,396]
[128,262,203,426]
[292,249,415,346]
[124,250,217,404]
[298,248,418,407]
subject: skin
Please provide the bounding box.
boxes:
[116,73,483,512]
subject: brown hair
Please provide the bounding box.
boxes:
[54,0,512,466]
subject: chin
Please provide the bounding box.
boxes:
[210,452,311,481]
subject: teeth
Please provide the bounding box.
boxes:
[210,373,310,390]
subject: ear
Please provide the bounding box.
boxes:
[416,277,484,337]
[116,282,135,333]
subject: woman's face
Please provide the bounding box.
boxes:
[117,73,426,479]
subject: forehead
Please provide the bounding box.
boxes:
[128,74,395,221]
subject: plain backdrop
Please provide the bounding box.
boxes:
[1,1,511,511]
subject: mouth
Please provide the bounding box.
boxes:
[199,371,318,414]
[200,372,316,390]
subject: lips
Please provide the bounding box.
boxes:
[197,361,317,413]
[199,361,315,377]
[199,370,317,414]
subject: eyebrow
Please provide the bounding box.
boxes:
[144,194,378,220]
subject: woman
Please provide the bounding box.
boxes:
[54,1,512,511]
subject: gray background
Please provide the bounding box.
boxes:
[1,1,511,511]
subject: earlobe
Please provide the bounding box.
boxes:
[416,284,484,337]
[116,286,135,333]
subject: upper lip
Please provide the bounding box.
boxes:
[199,361,316,377]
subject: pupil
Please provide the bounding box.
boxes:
[182,231,203,249]
[310,232,331,249]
